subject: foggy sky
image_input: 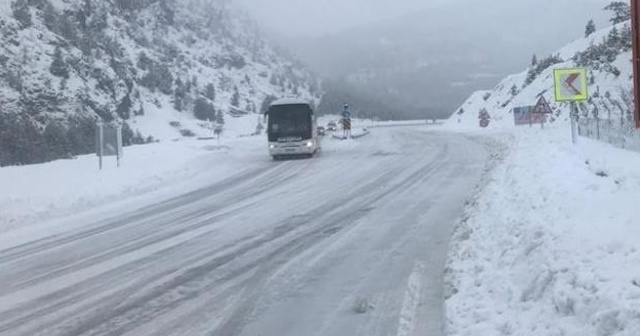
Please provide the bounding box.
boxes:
[235,0,443,36]
[235,0,612,38]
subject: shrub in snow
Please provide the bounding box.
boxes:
[180,129,195,137]
[353,297,374,314]
[194,98,216,121]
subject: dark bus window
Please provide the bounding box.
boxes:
[268,104,312,141]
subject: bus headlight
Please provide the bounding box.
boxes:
[306,141,314,147]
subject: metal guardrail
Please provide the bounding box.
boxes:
[577,118,640,152]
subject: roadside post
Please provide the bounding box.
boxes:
[631,0,640,128]
[553,68,588,144]
[97,120,103,170]
[116,122,122,167]
[214,123,223,143]
[570,103,579,144]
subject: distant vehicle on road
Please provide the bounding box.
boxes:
[317,126,326,136]
[326,121,337,131]
[265,98,320,160]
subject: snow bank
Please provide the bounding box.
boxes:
[0,134,266,233]
[446,128,640,336]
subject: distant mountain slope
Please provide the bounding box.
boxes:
[448,21,632,130]
[0,0,321,166]
[284,0,610,119]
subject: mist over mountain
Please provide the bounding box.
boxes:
[272,0,611,119]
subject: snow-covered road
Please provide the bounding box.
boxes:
[0,127,489,336]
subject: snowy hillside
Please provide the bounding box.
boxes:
[449,90,492,128]
[445,13,640,336]
[447,21,632,130]
[0,0,321,166]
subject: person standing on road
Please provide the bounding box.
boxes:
[342,103,352,139]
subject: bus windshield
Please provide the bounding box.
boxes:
[267,104,312,142]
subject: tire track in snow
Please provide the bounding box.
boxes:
[0,129,489,336]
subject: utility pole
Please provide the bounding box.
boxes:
[631,0,640,128]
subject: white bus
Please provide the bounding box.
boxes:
[265,98,319,160]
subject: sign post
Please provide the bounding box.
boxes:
[97,121,104,170]
[570,103,579,144]
[96,121,123,169]
[116,122,122,167]
[214,123,223,143]
[553,68,588,144]
[632,0,640,128]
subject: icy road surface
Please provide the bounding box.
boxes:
[0,127,488,336]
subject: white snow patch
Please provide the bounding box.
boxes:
[397,262,425,336]
[0,131,266,234]
[446,127,640,336]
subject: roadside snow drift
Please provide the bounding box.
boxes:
[446,128,640,336]
[0,132,265,233]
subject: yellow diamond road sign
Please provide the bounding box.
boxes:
[553,68,588,102]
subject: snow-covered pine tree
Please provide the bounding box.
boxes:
[116,94,133,119]
[174,78,186,111]
[11,1,32,28]
[50,46,69,79]
[231,86,240,107]
[604,1,630,24]
[205,83,216,101]
[215,109,225,125]
[585,19,596,37]
[261,95,278,114]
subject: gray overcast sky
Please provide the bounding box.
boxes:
[234,0,444,36]
[235,0,611,37]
